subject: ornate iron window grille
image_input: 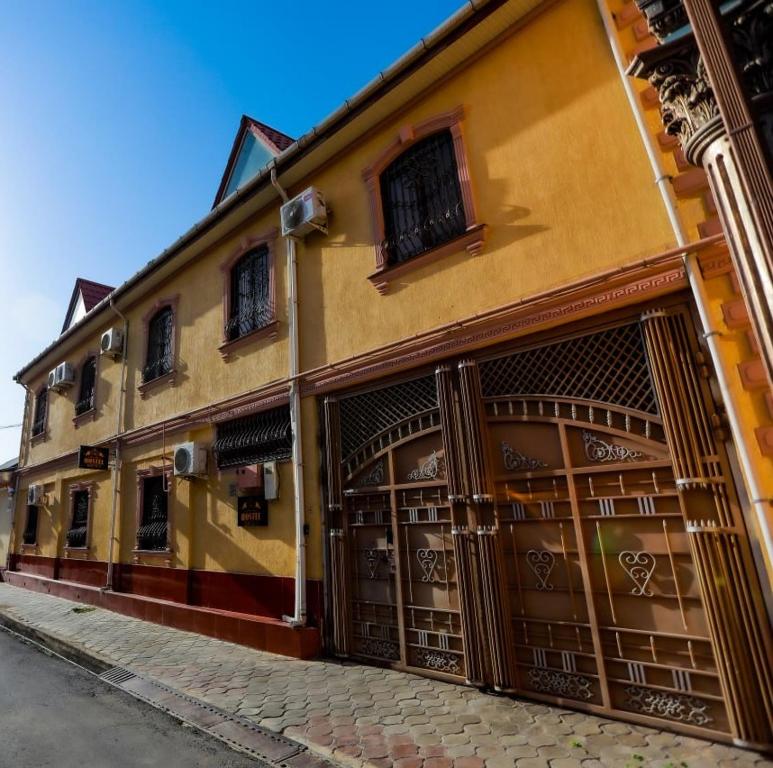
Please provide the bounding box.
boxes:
[213,405,292,469]
[143,307,174,383]
[66,490,89,548]
[226,246,272,341]
[380,130,466,265]
[75,358,97,416]
[31,390,47,437]
[137,476,168,551]
[22,505,38,545]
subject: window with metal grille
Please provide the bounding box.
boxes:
[227,246,271,341]
[380,130,466,265]
[137,475,168,551]
[213,405,292,469]
[76,357,97,416]
[67,490,89,548]
[32,389,47,437]
[143,306,174,383]
[22,505,38,545]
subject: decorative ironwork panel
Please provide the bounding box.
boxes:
[338,374,437,459]
[137,476,168,551]
[380,129,466,265]
[76,358,97,415]
[144,306,174,383]
[22,505,39,545]
[479,324,658,415]
[227,246,272,341]
[32,390,47,437]
[66,490,89,548]
[213,406,292,469]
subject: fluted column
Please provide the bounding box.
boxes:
[642,309,773,746]
[323,397,350,657]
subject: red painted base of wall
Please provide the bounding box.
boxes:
[5,554,322,659]
[3,569,320,659]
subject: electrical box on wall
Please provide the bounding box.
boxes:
[263,461,279,500]
[235,464,263,491]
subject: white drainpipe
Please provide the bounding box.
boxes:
[105,297,128,590]
[271,165,307,627]
[596,0,773,586]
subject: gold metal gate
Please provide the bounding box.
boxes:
[324,307,772,747]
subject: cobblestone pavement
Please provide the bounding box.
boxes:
[0,584,769,768]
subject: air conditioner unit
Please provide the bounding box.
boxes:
[280,187,328,238]
[48,362,75,391]
[173,442,208,478]
[100,327,124,358]
[27,484,43,506]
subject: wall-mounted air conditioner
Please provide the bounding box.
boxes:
[48,362,75,391]
[27,484,44,506]
[100,327,124,358]
[280,187,328,238]
[173,442,208,478]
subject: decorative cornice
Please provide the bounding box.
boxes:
[301,261,687,397]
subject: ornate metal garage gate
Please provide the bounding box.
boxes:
[323,306,772,747]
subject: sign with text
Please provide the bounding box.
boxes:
[237,495,269,527]
[78,445,110,471]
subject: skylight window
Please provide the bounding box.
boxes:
[223,132,274,198]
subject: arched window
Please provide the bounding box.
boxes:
[76,357,97,415]
[379,129,466,265]
[143,306,174,383]
[31,388,47,437]
[227,246,271,341]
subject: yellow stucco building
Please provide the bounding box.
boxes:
[5,0,772,747]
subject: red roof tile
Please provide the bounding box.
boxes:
[78,278,115,311]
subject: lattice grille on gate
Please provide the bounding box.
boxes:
[479,323,658,415]
[339,374,438,459]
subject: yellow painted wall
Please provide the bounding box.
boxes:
[16,0,679,580]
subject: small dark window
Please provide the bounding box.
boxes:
[31,389,47,437]
[380,129,466,265]
[22,505,39,545]
[75,358,97,416]
[227,246,271,341]
[143,307,174,383]
[137,476,168,551]
[66,490,89,548]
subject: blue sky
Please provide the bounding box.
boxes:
[0,0,462,459]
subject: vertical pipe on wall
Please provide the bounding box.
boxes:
[595,0,773,593]
[105,297,128,591]
[271,166,307,627]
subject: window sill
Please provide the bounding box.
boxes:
[30,430,48,447]
[73,408,96,428]
[63,546,90,558]
[20,543,39,552]
[218,320,278,361]
[368,223,486,294]
[132,548,174,566]
[138,370,176,399]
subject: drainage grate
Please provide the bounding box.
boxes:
[100,666,137,685]
[98,668,307,764]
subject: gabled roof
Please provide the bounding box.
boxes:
[0,457,18,472]
[62,278,115,334]
[213,115,294,208]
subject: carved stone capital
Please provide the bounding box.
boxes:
[629,39,721,157]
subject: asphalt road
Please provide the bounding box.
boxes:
[0,627,265,768]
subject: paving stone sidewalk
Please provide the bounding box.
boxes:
[0,583,769,768]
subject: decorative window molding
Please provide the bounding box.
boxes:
[362,106,484,294]
[219,228,278,360]
[64,481,95,554]
[73,352,99,426]
[133,466,174,563]
[30,387,49,445]
[138,296,180,398]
